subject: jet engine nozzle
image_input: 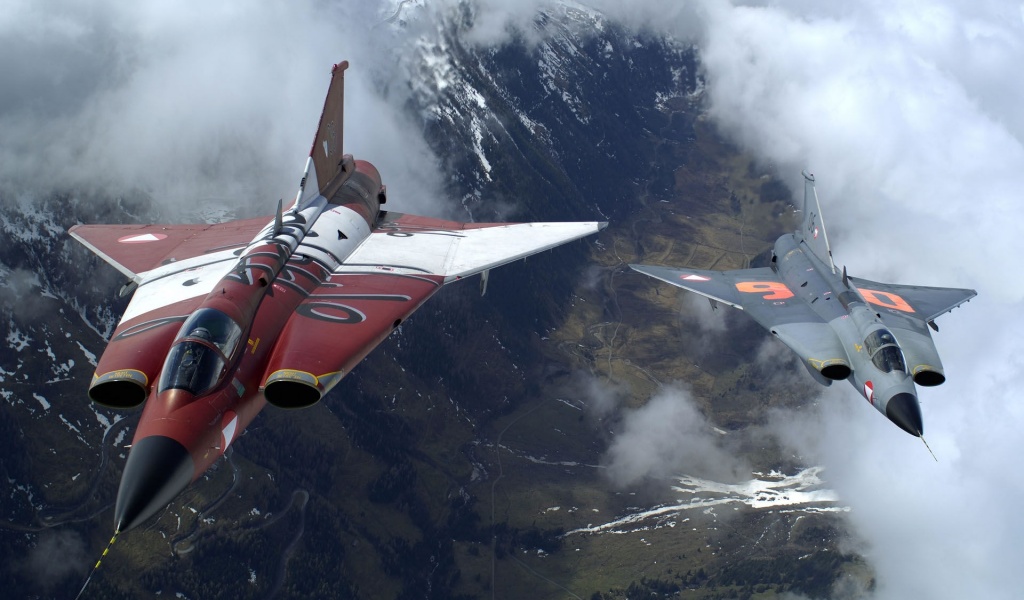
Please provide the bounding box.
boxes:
[885,393,923,437]
[820,362,852,381]
[114,435,194,532]
[263,370,324,409]
[89,369,149,408]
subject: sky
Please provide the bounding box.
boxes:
[2,0,1023,598]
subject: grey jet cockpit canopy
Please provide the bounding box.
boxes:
[864,329,907,373]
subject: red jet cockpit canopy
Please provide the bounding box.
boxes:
[157,308,242,397]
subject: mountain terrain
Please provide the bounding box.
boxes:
[0,4,870,599]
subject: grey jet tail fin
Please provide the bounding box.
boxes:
[796,171,836,274]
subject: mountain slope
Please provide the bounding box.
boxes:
[0,5,866,599]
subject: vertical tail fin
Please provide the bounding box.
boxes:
[295,61,354,208]
[796,170,836,273]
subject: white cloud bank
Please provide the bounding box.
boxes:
[467,0,1024,596]
[582,2,1024,598]
[691,4,1024,599]
[0,0,444,216]
[4,0,1024,597]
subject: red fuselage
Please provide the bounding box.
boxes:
[113,160,426,531]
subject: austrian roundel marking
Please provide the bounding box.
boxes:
[117,233,168,244]
[297,302,366,324]
[221,411,239,451]
[863,381,874,405]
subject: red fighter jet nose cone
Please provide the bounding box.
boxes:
[885,392,924,437]
[114,436,194,532]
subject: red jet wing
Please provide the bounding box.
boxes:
[262,271,442,406]
[261,212,606,405]
[69,217,269,278]
[70,217,272,406]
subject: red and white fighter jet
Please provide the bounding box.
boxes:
[70,61,605,533]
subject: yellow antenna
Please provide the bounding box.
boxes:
[73,531,119,600]
[920,436,938,462]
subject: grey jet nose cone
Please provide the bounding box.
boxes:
[885,392,923,437]
[114,435,194,532]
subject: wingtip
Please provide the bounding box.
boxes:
[597,221,609,231]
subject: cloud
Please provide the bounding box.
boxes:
[0,267,47,321]
[750,335,816,393]
[0,0,445,218]
[693,1,1024,295]
[682,3,1024,598]
[679,291,727,335]
[673,291,730,360]
[15,529,89,592]
[575,370,630,418]
[5,1,1023,597]
[433,1,1024,597]
[603,383,749,486]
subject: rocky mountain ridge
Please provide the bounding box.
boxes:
[0,4,867,598]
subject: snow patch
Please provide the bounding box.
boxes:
[32,393,50,410]
[6,323,32,352]
[76,341,98,366]
[564,467,845,537]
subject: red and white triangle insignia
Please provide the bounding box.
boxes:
[118,233,168,243]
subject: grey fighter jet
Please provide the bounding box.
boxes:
[630,172,975,442]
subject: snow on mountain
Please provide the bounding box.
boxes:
[0,3,860,597]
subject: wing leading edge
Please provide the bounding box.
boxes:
[628,263,827,329]
[628,264,757,308]
[344,213,606,281]
[69,218,269,280]
[630,263,852,383]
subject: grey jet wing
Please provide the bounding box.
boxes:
[848,276,977,322]
[628,264,825,328]
[848,276,975,387]
[630,264,853,384]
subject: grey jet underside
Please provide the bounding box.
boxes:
[631,172,975,440]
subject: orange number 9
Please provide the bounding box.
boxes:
[735,281,794,300]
